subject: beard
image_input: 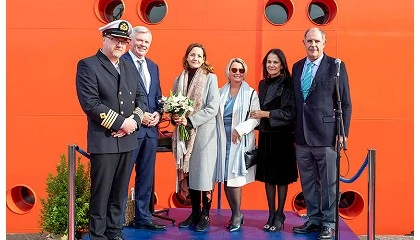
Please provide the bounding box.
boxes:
[112,49,124,58]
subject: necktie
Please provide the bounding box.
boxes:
[137,59,148,93]
[301,62,314,99]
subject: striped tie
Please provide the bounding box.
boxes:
[137,59,148,93]
[301,62,314,99]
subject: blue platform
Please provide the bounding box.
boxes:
[83,208,358,240]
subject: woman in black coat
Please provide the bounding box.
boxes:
[250,48,298,232]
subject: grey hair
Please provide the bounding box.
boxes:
[304,27,326,41]
[130,26,153,40]
[225,58,248,80]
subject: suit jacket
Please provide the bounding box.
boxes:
[292,54,352,147]
[76,50,146,153]
[121,53,162,139]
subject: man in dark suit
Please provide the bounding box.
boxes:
[291,27,352,239]
[120,26,165,231]
[76,20,149,240]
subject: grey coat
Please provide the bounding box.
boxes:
[172,73,221,191]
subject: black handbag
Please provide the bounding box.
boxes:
[244,90,258,169]
[244,148,258,169]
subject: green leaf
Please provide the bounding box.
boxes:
[39,154,90,235]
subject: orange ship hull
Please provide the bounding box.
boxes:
[6,0,413,235]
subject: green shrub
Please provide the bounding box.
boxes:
[39,154,90,236]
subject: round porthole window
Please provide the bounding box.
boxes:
[307,0,337,25]
[95,0,126,23]
[264,0,294,25]
[138,0,168,24]
[7,185,36,214]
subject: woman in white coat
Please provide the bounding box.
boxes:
[216,58,260,232]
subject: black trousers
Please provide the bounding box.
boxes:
[89,152,133,240]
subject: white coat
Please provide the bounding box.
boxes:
[216,82,260,187]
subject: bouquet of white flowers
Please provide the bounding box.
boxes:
[161,91,194,141]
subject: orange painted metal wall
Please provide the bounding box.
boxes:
[6,0,413,235]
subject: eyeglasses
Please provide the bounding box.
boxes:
[231,68,245,74]
[105,36,130,46]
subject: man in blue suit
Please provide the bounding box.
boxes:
[291,27,352,239]
[121,26,166,231]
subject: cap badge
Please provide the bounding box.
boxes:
[119,22,129,32]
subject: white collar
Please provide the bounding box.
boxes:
[128,50,146,63]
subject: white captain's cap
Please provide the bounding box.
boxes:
[98,20,133,39]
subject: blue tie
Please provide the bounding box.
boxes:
[301,62,314,99]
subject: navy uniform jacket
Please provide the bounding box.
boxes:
[121,53,162,139]
[76,50,146,154]
[292,54,352,147]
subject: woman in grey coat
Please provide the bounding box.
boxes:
[171,43,221,232]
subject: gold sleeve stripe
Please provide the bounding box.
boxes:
[101,110,113,129]
[103,110,117,129]
[101,109,118,129]
[133,107,144,120]
[106,111,118,129]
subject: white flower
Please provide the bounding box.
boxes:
[162,91,195,142]
[162,91,195,117]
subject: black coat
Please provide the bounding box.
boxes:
[76,50,146,153]
[255,75,298,185]
[257,75,296,133]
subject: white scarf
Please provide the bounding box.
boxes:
[216,81,253,181]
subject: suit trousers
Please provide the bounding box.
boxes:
[89,151,133,240]
[131,136,158,224]
[295,145,337,229]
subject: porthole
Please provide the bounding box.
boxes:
[138,0,168,24]
[7,185,36,214]
[264,0,294,25]
[95,0,126,23]
[307,0,337,25]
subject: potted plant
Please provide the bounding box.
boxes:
[39,154,90,239]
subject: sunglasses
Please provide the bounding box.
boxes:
[231,68,245,74]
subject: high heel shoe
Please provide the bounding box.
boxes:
[263,213,274,231]
[269,212,285,232]
[226,219,232,229]
[228,214,244,232]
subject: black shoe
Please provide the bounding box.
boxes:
[318,226,334,239]
[263,212,274,231]
[226,221,232,229]
[293,221,322,234]
[194,214,210,232]
[269,212,285,232]
[109,237,124,240]
[133,220,166,231]
[178,213,197,228]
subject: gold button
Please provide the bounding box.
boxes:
[121,111,124,114]
[131,101,134,104]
